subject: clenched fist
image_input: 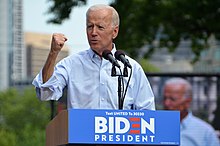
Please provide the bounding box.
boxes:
[50,33,68,53]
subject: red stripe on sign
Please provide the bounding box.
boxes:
[132,124,140,128]
[129,117,140,121]
[129,130,140,134]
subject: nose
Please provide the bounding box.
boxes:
[163,98,172,108]
[91,27,98,36]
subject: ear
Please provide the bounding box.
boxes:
[185,97,192,108]
[112,25,119,39]
[178,97,192,111]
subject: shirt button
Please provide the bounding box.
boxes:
[101,98,104,101]
[101,83,104,85]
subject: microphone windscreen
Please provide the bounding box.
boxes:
[102,50,112,60]
[114,50,125,60]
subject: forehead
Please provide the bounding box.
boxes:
[164,84,185,94]
[87,8,112,22]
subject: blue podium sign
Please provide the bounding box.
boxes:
[68,109,180,145]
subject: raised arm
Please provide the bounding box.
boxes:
[42,33,67,83]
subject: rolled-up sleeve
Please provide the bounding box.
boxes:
[32,60,69,101]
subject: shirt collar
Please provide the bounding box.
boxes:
[111,43,117,55]
[181,112,193,129]
[88,48,98,59]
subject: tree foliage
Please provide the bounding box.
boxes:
[139,58,160,72]
[47,0,220,62]
[47,0,87,24]
[0,87,50,146]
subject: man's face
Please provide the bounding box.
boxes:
[86,9,119,55]
[163,84,191,112]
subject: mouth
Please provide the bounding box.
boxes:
[90,40,98,43]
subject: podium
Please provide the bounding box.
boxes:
[46,109,180,146]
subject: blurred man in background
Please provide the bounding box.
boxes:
[163,77,220,146]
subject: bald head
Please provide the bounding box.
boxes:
[164,77,192,98]
[86,4,120,27]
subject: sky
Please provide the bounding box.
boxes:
[23,0,111,54]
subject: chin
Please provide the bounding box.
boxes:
[164,107,173,110]
[91,47,99,51]
[90,44,99,49]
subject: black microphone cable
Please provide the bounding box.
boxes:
[118,68,125,109]
[122,67,132,106]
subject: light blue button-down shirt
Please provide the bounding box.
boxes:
[32,47,155,110]
[181,112,220,146]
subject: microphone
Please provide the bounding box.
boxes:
[114,50,132,68]
[102,50,120,68]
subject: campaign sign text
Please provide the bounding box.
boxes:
[68,109,180,145]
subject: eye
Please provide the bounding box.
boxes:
[87,24,93,29]
[170,97,177,101]
[98,25,105,30]
[164,96,178,102]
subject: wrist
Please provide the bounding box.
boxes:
[49,49,60,56]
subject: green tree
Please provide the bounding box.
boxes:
[0,87,50,146]
[139,58,160,72]
[47,0,87,24]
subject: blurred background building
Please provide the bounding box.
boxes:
[0,0,26,91]
[146,35,220,73]
[148,39,194,73]
[194,35,220,72]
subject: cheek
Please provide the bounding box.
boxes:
[174,100,187,111]
[86,32,91,39]
[101,35,112,44]
[104,30,114,38]
[163,100,175,110]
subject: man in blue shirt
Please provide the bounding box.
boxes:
[163,77,220,146]
[32,4,155,110]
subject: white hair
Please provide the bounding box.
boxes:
[164,77,192,98]
[86,4,120,27]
